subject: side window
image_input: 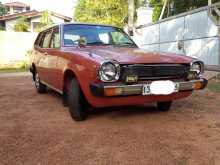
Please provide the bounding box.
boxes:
[38,32,46,48]
[34,33,42,47]
[42,31,52,48]
[50,27,60,48]
[64,33,80,46]
[111,31,131,44]
[99,33,110,44]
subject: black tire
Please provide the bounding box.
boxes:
[34,72,47,94]
[62,89,68,107]
[157,101,172,112]
[67,78,88,121]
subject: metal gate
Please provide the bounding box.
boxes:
[134,3,220,70]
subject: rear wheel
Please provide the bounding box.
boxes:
[157,101,172,112]
[34,72,47,93]
[67,78,88,121]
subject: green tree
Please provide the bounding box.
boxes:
[74,0,129,27]
[172,0,206,15]
[0,2,7,16]
[74,0,144,28]
[35,10,54,32]
[40,10,53,26]
[150,0,163,22]
[151,0,220,22]
[14,16,29,32]
[171,0,220,15]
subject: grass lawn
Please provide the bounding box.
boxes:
[0,68,29,73]
[208,76,220,93]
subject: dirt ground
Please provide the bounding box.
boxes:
[0,76,220,165]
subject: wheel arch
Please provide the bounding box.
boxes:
[63,69,77,92]
[62,69,90,105]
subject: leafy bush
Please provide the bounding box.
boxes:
[0,25,5,31]
[14,16,30,32]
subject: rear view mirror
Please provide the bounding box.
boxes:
[76,37,87,47]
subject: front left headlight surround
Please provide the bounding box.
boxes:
[188,60,204,80]
[190,60,204,75]
[98,60,120,82]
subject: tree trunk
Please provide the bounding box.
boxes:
[128,0,134,36]
[208,0,212,14]
[159,0,169,20]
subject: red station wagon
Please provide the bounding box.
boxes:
[30,23,208,121]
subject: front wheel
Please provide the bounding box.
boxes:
[67,78,88,121]
[157,101,172,112]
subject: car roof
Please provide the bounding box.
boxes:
[40,23,120,33]
[60,22,119,28]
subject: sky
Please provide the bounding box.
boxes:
[1,0,78,17]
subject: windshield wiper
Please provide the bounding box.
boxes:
[86,41,112,46]
[115,42,137,47]
[86,41,137,47]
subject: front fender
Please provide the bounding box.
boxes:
[62,55,101,105]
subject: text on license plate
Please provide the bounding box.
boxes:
[142,81,179,95]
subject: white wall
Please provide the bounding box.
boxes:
[184,11,218,39]
[5,19,18,31]
[184,37,220,65]
[0,31,38,67]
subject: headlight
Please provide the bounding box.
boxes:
[98,60,120,82]
[188,60,204,80]
[190,60,204,75]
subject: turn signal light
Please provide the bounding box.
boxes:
[193,81,203,90]
[104,87,123,96]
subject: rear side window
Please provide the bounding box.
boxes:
[42,31,52,48]
[50,27,60,48]
[34,32,43,47]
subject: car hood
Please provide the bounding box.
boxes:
[84,46,192,64]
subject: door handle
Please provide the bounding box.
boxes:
[44,52,48,56]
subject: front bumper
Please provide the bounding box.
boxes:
[90,78,208,97]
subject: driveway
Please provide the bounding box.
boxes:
[0,76,220,165]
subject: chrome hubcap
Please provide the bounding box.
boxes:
[35,73,40,89]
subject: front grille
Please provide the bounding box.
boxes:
[121,64,190,81]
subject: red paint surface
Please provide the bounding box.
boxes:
[31,43,194,107]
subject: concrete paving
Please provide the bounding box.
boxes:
[0,72,31,78]
[204,71,220,80]
[1,76,220,165]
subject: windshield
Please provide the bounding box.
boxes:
[63,24,137,47]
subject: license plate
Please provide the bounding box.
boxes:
[142,81,179,95]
